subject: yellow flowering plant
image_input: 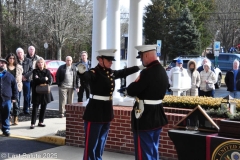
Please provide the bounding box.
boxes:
[163,95,240,119]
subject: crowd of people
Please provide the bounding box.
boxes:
[168,58,217,97]
[0,46,52,136]
[0,44,171,159]
[168,57,240,99]
[2,44,240,160]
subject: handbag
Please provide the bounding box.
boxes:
[206,73,214,91]
[36,84,50,94]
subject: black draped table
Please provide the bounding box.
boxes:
[168,129,240,160]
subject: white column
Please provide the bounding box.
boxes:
[91,0,107,67]
[126,0,143,86]
[107,0,121,105]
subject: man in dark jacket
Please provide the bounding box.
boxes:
[16,47,33,115]
[119,45,169,160]
[225,59,240,98]
[56,56,80,117]
[0,58,18,136]
[76,51,91,102]
[81,49,142,160]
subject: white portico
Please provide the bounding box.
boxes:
[91,0,144,105]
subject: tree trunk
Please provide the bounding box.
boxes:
[57,45,62,60]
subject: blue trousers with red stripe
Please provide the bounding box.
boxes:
[83,121,110,160]
[133,128,162,160]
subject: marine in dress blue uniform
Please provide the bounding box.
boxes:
[119,45,169,160]
[80,49,141,160]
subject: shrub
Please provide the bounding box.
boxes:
[163,95,240,119]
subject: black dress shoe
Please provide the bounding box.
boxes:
[30,125,35,129]
[3,131,10,136]
[38,123,46,127]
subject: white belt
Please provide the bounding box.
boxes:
[140,99,162,105]
[90,94,112,101]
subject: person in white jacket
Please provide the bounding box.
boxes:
[199,62,217,97]
[168,58,188,95]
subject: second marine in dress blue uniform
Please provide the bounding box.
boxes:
[120,45,169,160]
[81,49,141,160]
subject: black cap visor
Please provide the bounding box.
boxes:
[136,49,155,59]
[102,56,116,61]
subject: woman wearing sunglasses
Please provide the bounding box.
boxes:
[5,53,23,125]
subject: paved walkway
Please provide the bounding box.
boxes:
[4,117,134,160]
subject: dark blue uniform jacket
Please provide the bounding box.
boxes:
[127,60,169,131]
[82,64,139,122]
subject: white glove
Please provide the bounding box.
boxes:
[138,65,145,70]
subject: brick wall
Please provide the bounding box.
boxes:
[65,103,221,160]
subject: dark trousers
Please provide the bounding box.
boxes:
[0,100,11,133]
[12,91,20,116]
[29,81,33,108]
[199,90,215,97]
[78,84,90,102]
[133,128,162,160]
[22,81,31,113]
[31,103,47,125]
[83,121,110,160]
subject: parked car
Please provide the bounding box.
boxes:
[207,53,240,72]
[166,56,222,88]
[45,60,66,84]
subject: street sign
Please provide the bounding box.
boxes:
[44,42,48,49]
[157,40,162,48]
[157,40,162,56]
[214,41,220,51]
[214,50,219,57]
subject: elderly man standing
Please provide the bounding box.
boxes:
[0,58,18,136]
[16,47,33,115]
[56,56,79,118]
[76,51,91,102]
[119,45,169,160]
[26,46,40,69]
[225,59,240,98]
[26,46,40,108]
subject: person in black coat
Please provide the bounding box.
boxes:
[119,45,169,160]
[30,57,53,129]
[225,59,240,98]
[80,49,143,160]
[16,47,33,115]
[56,56,80,117]
[76,51,91,102]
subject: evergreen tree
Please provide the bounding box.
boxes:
[187,0,215,55]
[170,7,200,55]
[143,0,181,65]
